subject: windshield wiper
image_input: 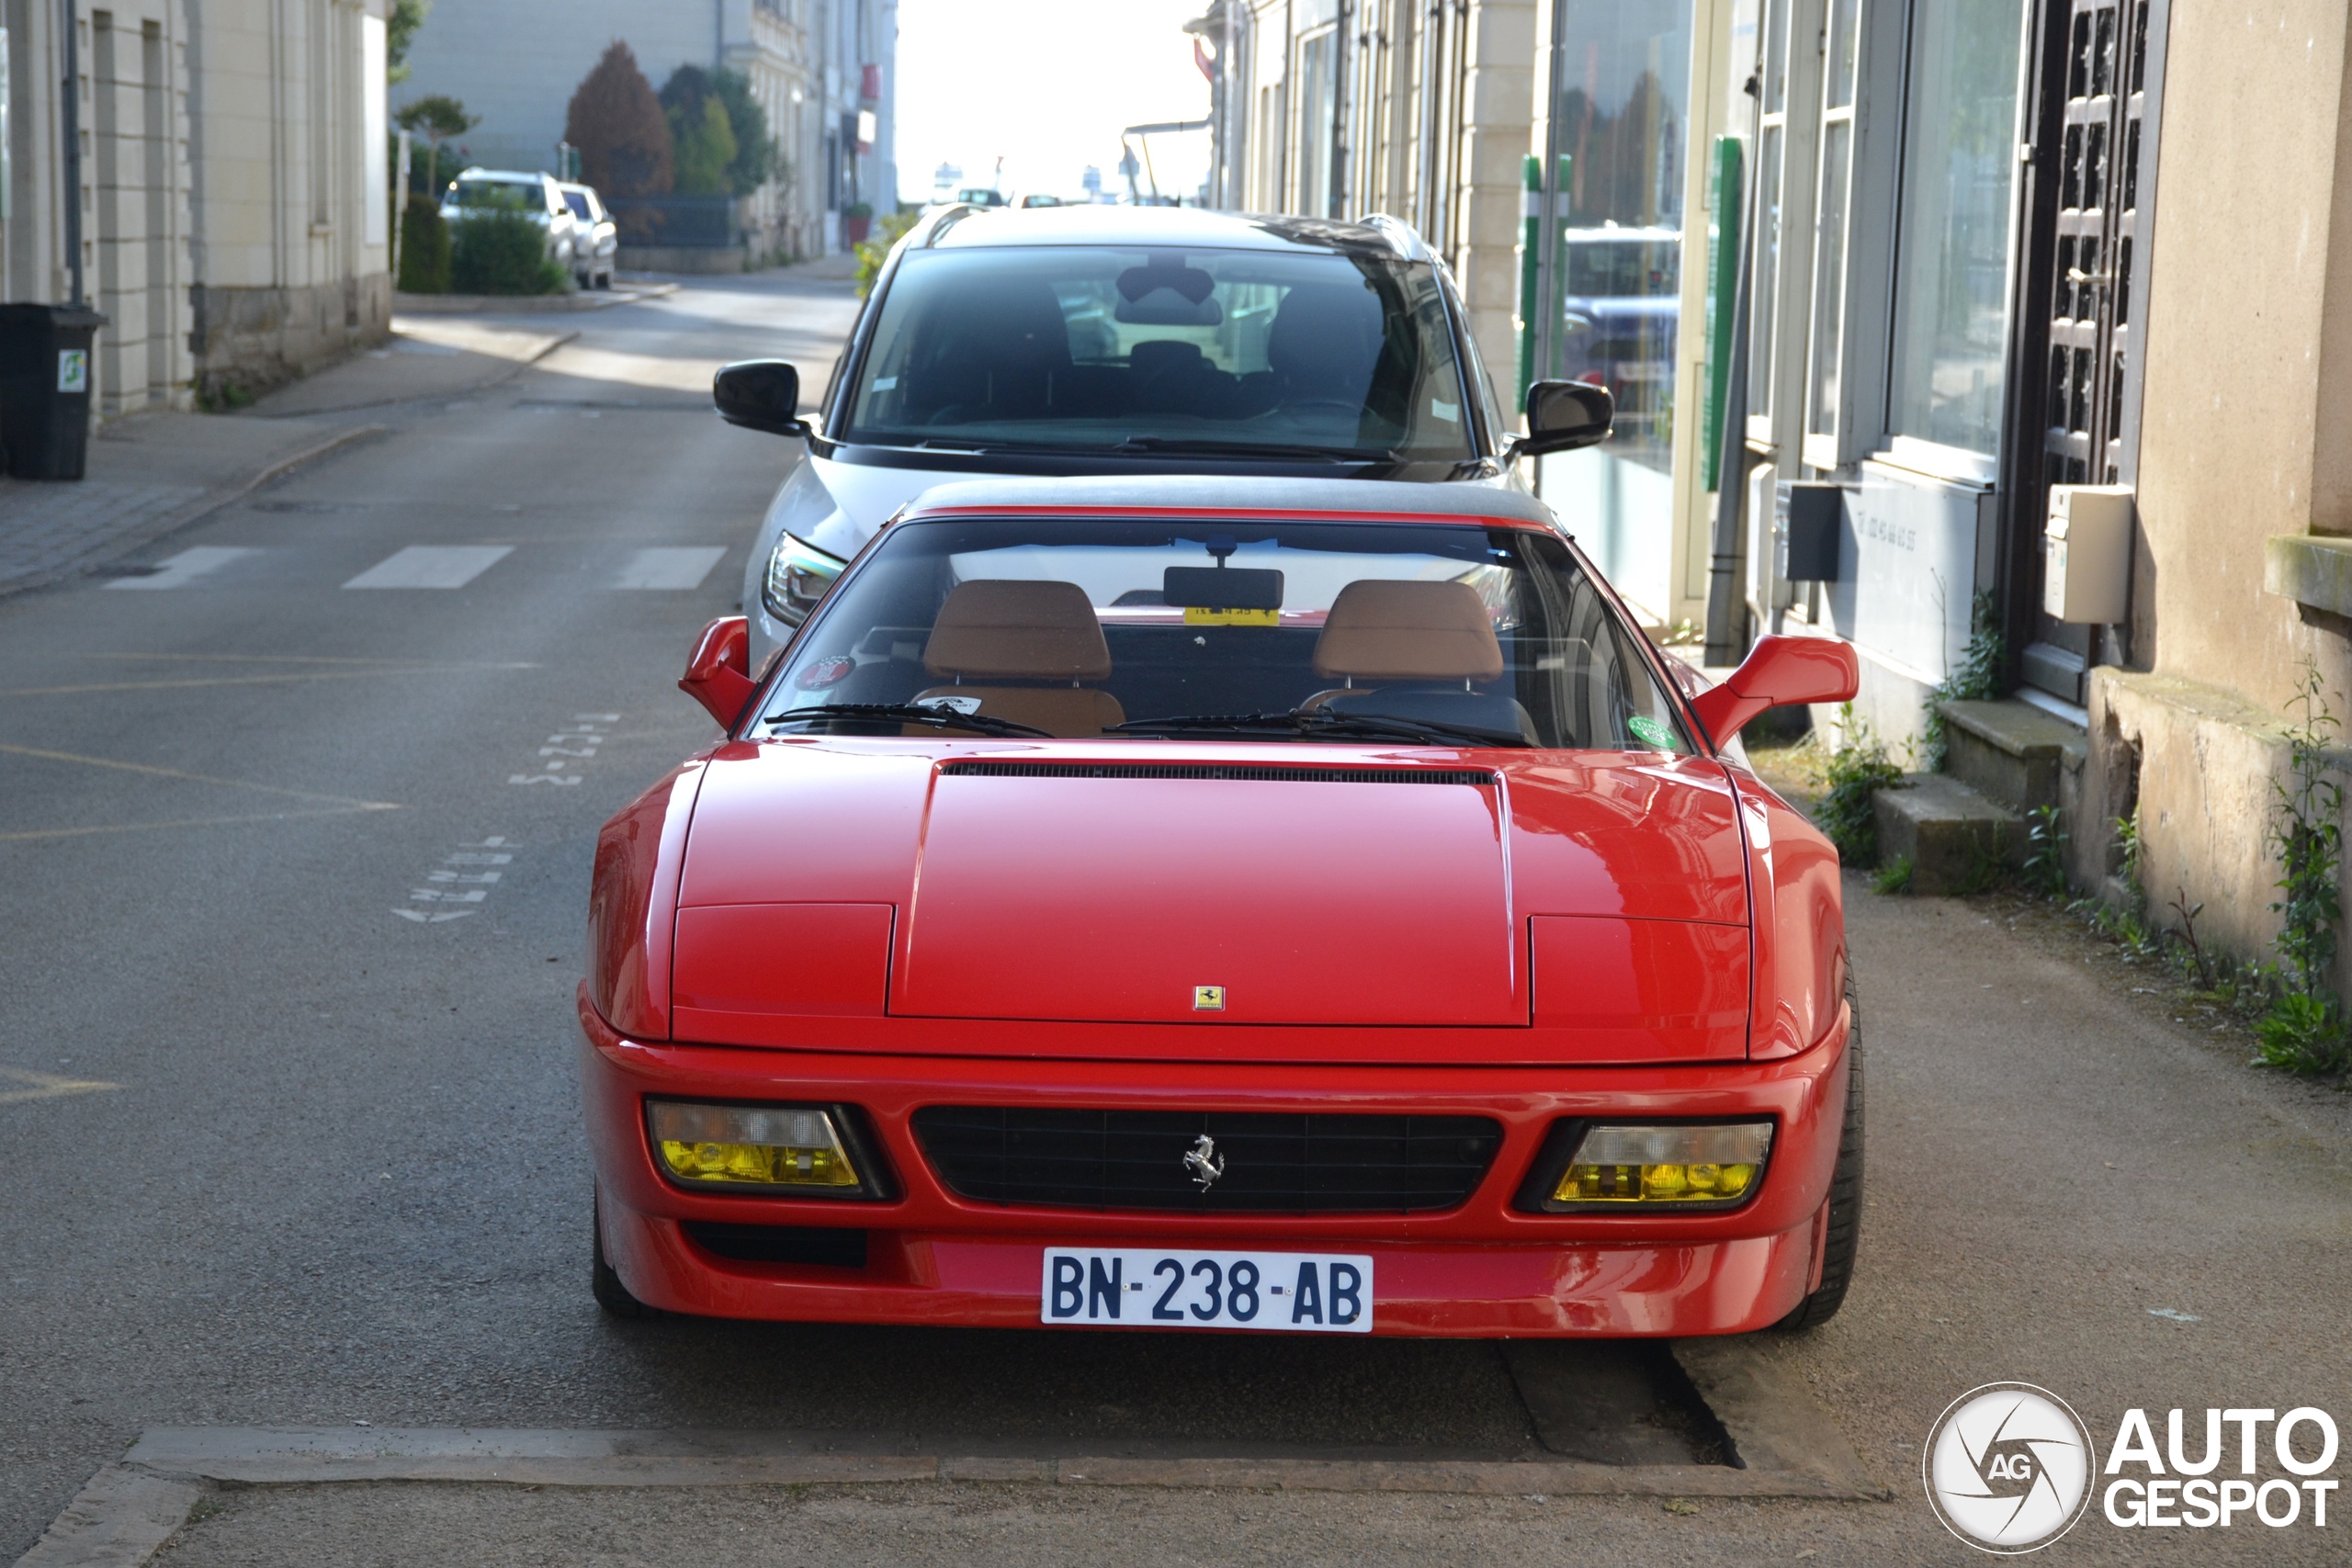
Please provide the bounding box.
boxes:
[1110,436,1385,462]
[765,703,1056,739]
[1104,708,1530,748]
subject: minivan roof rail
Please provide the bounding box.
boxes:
[1354,214,1433,263]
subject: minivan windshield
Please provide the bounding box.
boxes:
[761,517,1688,751]
[842,248,1476,462]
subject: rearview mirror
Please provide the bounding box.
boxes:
[714,360,808,437]
[1516,379,1614,458]
[1687,635,1860,747]
[681,615,758,728]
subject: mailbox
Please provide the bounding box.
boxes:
[2042,485,2132,623]
[1777,480,1844,582]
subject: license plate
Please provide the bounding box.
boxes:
[1040,1247,1373,1333]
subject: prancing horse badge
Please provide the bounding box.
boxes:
[1193,986,1226,1011]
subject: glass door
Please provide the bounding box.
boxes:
[1535,0,1696,622]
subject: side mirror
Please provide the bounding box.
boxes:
[1688,635,1860,747]
[713,360,808,437]
[1515,379,1614,458]
[681,615,759,728]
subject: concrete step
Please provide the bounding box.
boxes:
[1937,697,2086,816]
[1872,773,2025,894]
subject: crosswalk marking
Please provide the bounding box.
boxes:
[342,546,514,590]
[105,547,258,590]
[615,547,728,590]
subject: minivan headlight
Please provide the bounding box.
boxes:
[1518,1121,1773,1213]
[762,532,846,627]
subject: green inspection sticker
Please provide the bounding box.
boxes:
[1627,715,1679,751]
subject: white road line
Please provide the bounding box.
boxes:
[104,546,258,590]
[615,547,728,590]
[342,545,514,590]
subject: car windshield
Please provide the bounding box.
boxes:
[842,247,1476,461]
[761,516,1689,751]
[563,192,594,220]
[453,181,541,210]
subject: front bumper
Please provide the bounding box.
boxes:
[579,992,1851,1337]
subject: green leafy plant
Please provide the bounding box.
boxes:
[1922,590,2002,770]
[854,209,920,298]
[2022,805,2067,897]
[450,204,564,295]
[2256,661,2348,1073]
[1814,705,1904,866]
[2255,992,2345,1075]
[1870,855,1914,896]
[397,197,451,293]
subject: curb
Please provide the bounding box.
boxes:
[390,283,678,314]
[0,423,386,603]
[250,331,579,419]
[13,1418,1886,1566]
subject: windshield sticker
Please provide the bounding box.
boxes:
[1182,606,1280,627]
[1627,715,1678,751]
[798,654,856,689]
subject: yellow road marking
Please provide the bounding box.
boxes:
[0,1067,122,1106]
[0,807,393,843]
[0,743,401,809]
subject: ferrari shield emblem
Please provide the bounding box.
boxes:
[1192,985,1226,1011]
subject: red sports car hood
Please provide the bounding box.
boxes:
[672,741,1748,1039]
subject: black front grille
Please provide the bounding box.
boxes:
[910,1107,1503,1213]
[939,761,1494,786]
[682,1223,868,1268]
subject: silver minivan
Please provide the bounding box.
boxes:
[560,183,618,290]
[438,168,579,275]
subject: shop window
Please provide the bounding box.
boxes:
[1886,0,2025,457]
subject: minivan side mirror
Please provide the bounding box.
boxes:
[1515,379,1615,458]
[681,615,758,728]
[1687,635,1860,746]
[713,360,808,437]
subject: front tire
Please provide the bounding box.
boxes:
[592,1194,661,1320]
[1777,964,1863,1330]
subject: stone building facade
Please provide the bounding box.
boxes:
[1,0,392,412]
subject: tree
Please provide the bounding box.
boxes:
[388,0,430,85]
[660,64,780,197]
[566,41,673,203]
[671,96,738,195]
[392,94,476,199]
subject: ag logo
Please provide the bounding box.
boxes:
[1924,1382,2097,1553]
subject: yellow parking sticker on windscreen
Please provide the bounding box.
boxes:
[1182,606,1279,626]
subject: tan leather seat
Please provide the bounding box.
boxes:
[1307,579,1504,695]
[912,579,1126,737]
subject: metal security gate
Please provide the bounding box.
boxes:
[2005,0,2166,704]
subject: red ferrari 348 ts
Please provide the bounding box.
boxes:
[581,475,1862,1337]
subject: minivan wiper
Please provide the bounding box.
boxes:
[1104,708,1531,748]
[765,703,1056,739]
[1111,436,1385,462]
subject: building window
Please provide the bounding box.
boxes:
[1295,28,1335,217]
[1887,0,2024,455]
[1803,0,1860,451]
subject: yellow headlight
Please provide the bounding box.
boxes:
[648,1102,864,1190]
[1545,1123,1771,1208]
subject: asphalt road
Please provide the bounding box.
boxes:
[6,272,2351,1565]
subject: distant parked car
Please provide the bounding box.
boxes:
[439,168,579,275]
[560,182,618,290]
[1013,192,1063,209]
[1555,226,1679,460]
[953,186,1008,208]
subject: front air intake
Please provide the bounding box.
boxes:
[938,761,1494,785]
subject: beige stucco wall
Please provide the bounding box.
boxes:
[2132,0,2352,710]
[2086,2,2352,977]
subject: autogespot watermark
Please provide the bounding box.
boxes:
[1924,1386,2342,1552]
[1924,1383,2098,1552]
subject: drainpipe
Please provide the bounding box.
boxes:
[1702,74,1764,668]
[60,0,83,303]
